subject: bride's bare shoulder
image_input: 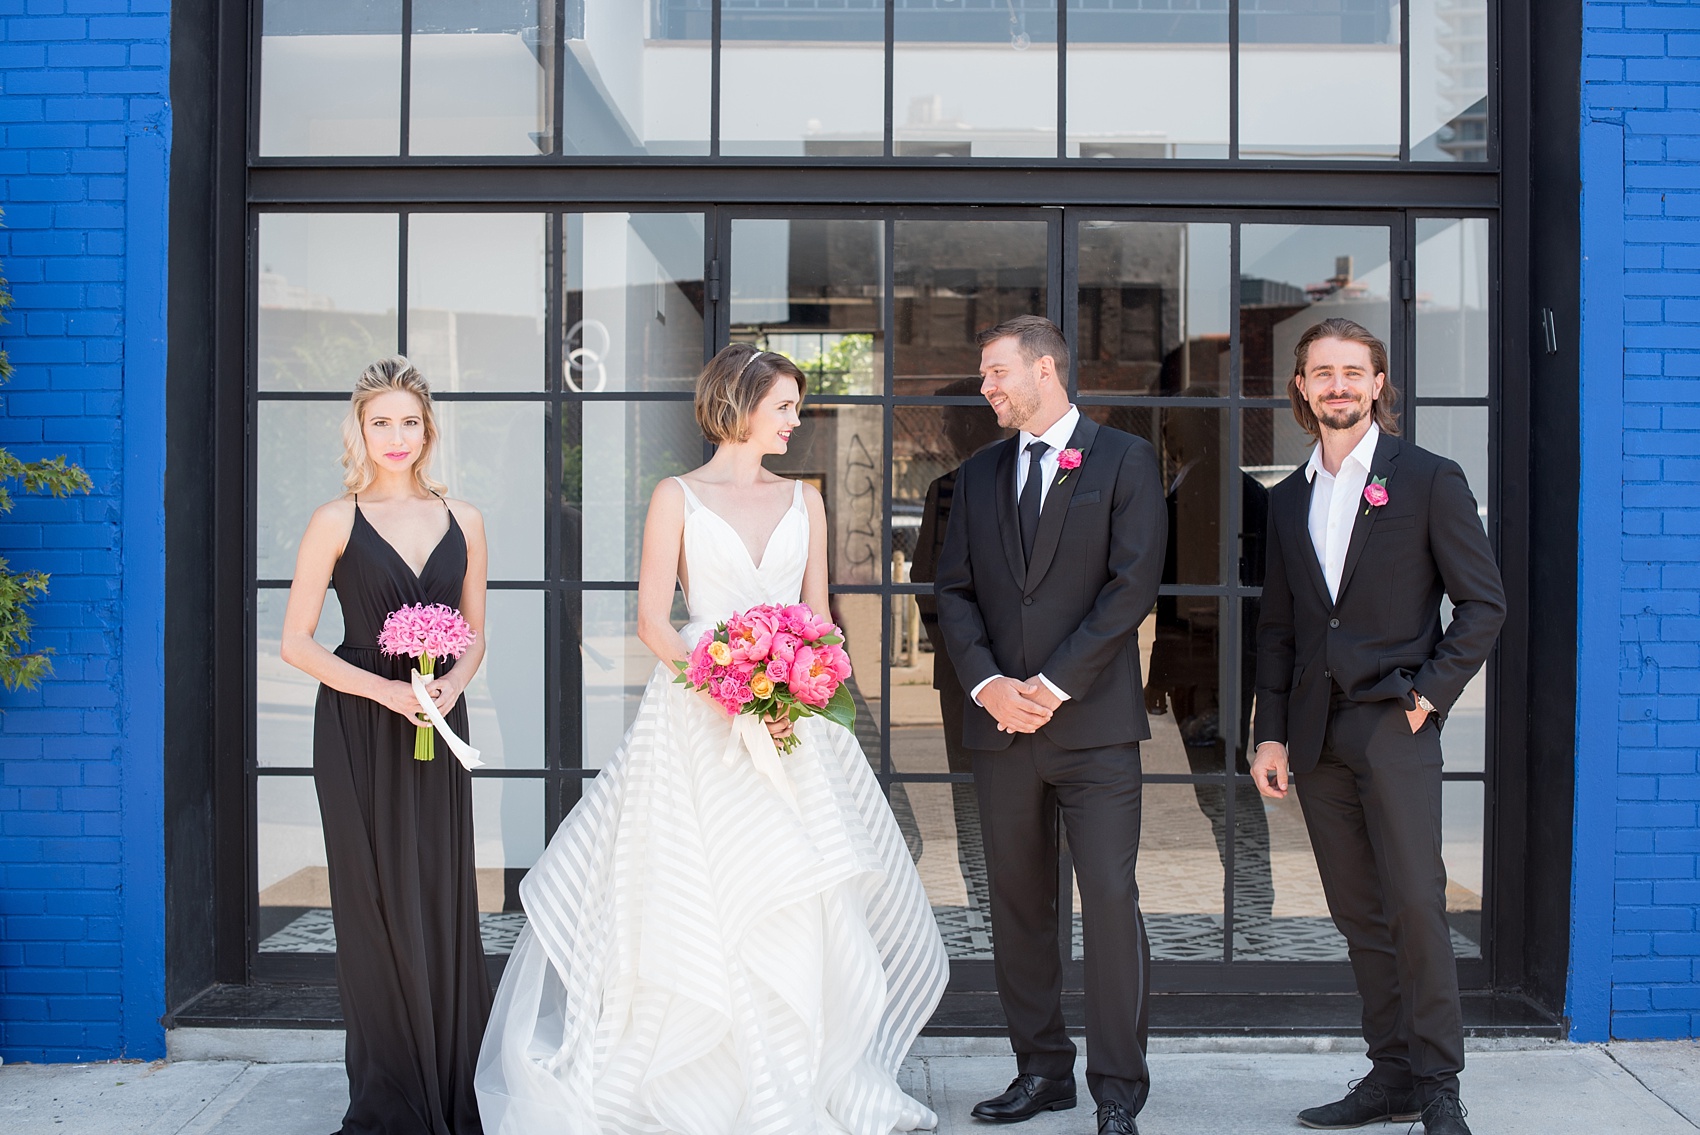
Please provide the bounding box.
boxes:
[647,475,688,513]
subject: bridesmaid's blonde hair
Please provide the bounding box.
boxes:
[340,356,447,496]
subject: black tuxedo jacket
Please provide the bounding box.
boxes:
[1252,431,1506,773]
[934,415,1166,751]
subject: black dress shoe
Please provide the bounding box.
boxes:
[1297,1078,1422,1129]
[1097,1100,1139,1134]
[970,1073,1077,1123]
[1421,1093,1472,1135]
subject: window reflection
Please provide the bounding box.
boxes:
[563,0,709,155]
[256,588,344,769]
[258,213,399,391]
[434,401,546,580]
[256,401,346,581]
[893,220,1049,394]
[1415,218,1490,397]
[730,219,885,397]
[1410,0,1489,162]
[894,1,1058,158]
[259,0,401,156]
[1076,222,1230,394]
[407,213,547,391]
[720,6,884,156]
[1239,0,1401,160]
[1066,0,1229,159]
[1240,224,1392,397]
[410,0,553,156]
[565,213,706,394]
[569,400,704,581]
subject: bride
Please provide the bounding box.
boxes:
[476,345,949,1134]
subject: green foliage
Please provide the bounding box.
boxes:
[0,209,94,692]
[797,333,875,397]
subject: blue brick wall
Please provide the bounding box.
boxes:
[0,1,167,1061]
[1576,1,1700,1041]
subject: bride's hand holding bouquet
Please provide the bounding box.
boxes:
[673,601,856,754]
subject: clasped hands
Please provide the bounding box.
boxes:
[980,676,1062,734]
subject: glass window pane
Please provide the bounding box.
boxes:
[730,219,884,397]
[894,404,1013,581]
[834,593,885,771]
[410,0,554,156]
[571,400,704,582]
[257,588,344,769]
[1410,0,1489,162]
[1443,781,1484,958]
[1240,224,1392,397]
[896,781,992,961]
[1136,598,1228,773]
[407,213,546,391]
[472,778,545,943]
[579,589,685,770]
[1415,218,1490,397]
[894,2,1058,158]
[1233,780,1348,960]
[1415,405,1489,526]
[1066,2,1229,159]
[565,213,706,394]
[1242,405,1314,492]
[720,7,883,156]
[768,404,886,586]
[258,214,399,392]
[565,1,709,156]
[256,401,346,580]
[260,0,401,156]
[467,590,547,769]
[894,220,1050,395]
[1239,1,1400,161]
[1077,222,1230,395]
[257,777,331,953]
[1079,783,1226,961]
[434,401,545,581]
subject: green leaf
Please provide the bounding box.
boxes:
[805,684,857,733]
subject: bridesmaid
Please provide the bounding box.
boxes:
[281,357,492,1135]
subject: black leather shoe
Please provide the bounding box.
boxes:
[1297,1079,1422,1129]
[1421,1093,1471,1135]
[1097,1099,1139,1134]
[970,1074,1077,1123]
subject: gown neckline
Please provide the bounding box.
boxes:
[675,478,804,573]
[354,502,460,582]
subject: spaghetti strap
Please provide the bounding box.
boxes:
[791,479,804,509]
[672,476,703,513]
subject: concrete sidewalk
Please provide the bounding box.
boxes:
[0,1036,1696,1134]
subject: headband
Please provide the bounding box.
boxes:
[735,349,763,382]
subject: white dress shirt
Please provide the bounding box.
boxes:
[970,405,1082,708]
[1304,421,1381,603]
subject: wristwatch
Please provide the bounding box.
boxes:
[1413,691,1436,714]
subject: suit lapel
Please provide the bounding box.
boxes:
[1289,471,1334,609]
[1023,415,1099,594]
[991,436,1026,586]
[1333,432,1401,605]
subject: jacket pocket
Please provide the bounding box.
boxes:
[1371,512,1417,533]
[1380,652,1428,674]
[1069,490,1101,507]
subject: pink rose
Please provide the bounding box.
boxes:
[780,603,835,641]
[729,606,782,665]
[771,632,802,665]
[765,657,790,684]
[1363,482,1389,508]
[685,637,714,686]
[1057,447,1083,471]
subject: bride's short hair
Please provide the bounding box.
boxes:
[695,344,809,445]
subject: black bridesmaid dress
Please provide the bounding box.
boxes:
[313,499,491,1135]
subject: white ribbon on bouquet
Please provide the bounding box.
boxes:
[722,710,799,814]
[410,670,484,771]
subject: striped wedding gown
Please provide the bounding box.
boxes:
[476,478,949,1134]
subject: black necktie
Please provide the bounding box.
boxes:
[1019,439,1049,564]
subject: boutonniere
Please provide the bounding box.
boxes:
[1362,475,1389,516]
[1055,448,1083,485]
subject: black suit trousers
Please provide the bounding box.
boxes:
[1298,698,1463,1101]
[970,733,1151,1113]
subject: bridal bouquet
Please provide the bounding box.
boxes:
[378,602,477,762]
[673,602,856,753]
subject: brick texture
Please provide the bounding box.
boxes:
[1585,1,1700,1040]
[0,3,167,1061]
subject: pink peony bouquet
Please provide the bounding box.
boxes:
[378,603,476,762]
[672,602,856,753]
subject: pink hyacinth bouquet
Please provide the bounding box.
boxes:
[672,602,856,754]
[378,603,477,761]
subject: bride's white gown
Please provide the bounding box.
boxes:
[477,478,950,1134]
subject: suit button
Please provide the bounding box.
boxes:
[1324,670,1332,679]
[1023,596,1034,606]
[1329,618,1340,628]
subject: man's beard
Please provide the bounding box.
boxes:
[996,383,1042,430]
[1313,397,1370,432]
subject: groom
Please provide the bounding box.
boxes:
[936,316,1165,1135]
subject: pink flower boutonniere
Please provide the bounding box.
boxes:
[1362,475,1390,515]
[1055,447,1083,484]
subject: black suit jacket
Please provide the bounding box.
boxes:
[1253,432,1506,773]
[934,415,1167,751]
